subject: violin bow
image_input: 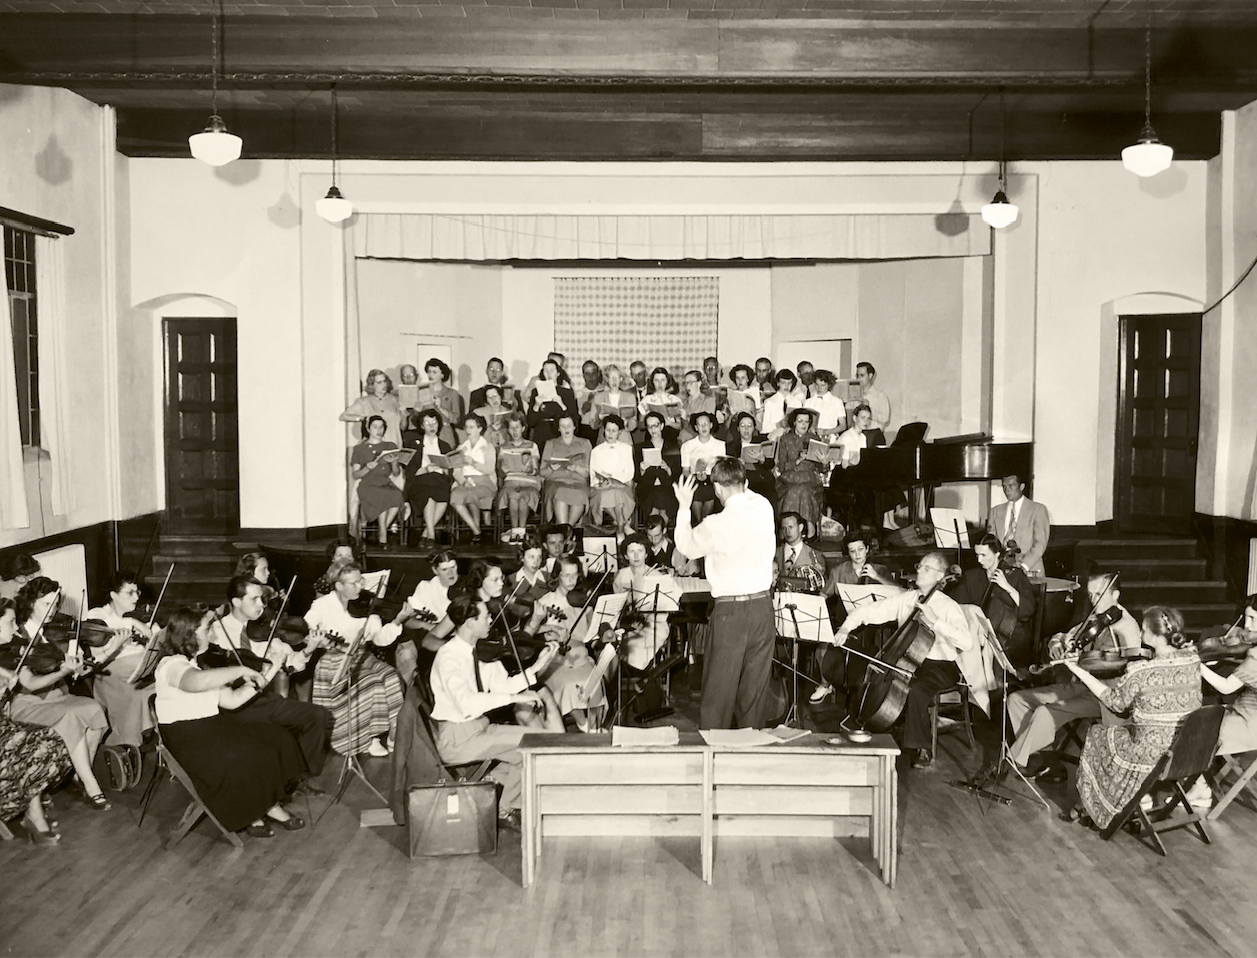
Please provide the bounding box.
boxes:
[210,607,248,669]
[562,563,615,651]
[145,563,176,633]
[261,575,298,662]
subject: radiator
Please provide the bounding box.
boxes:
[31,543,88,618]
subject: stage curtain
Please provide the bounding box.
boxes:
[554,276,719,379]
[352,212,990,262]
[0,278,30,530]
[34,236,75,516]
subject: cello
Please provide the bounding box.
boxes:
[848,567,960,734]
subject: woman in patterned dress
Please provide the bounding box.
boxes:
[774,407,825,531]
[1062,606,1201,828]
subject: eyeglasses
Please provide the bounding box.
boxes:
[118,588,141,597]
[916,563,945,575]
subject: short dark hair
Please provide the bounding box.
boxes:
[857,361,877,377]
[648,367,678,393]
[430,550,459,570]
[689,410,715,430]
[621,532,651,555]
[780,511,805,529]
[813,369,835,387]
[425,357,452,382]
[447,593,485,631]
[975,533,1005,557]
[487,356,504,368]
[163,607,205,659]
[463,412,487,432]
[731,411,758,434]
[325,539,357,561]
[518,535,544,559]
[710,457,746,489]
[755,357,772,368]
[416,408,445,433]
[0,553,40,581]
[601,414,625,433]
[852,403,872,419]
[843,531,875,552]
[786,407,815,431]
[644,514,667,534]
[730,364,753,384]
[775,369,798,388]
[796,360,813,373]
[465,557,503,595]
[227,574,262,603]
[643,410,666,429]
[1246,594,1257,613]
[364,414,388,434]
[105,569,140,597]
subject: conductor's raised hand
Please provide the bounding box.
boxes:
[673,473,698,511]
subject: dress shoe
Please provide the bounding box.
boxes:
[267,813,306,831]
[1035,763,1068,784]
[367,738,390,758]
[22,813,60,846]
[911,748,934,769]
[497,808,522,832]
[294,779,326,798]
[244,820,275,839]
[809,683,835,705]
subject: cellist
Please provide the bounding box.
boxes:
[834,551,970,769]
[947,534,1038,670]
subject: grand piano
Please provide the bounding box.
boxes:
[826,426,1033,529]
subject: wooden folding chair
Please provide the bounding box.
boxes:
[930,682,976,754]
[1099,705,1225,856]
[1208,751,1257,821]
[139,699,243,848]
[412,672,493,784]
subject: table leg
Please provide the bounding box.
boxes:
[522,754,535,888]
[887,756,898,888]
[702,750,713,884]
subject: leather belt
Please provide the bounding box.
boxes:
[713,590,771,604]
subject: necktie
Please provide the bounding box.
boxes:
[1007,502,1019,544]
[785,547,797,574]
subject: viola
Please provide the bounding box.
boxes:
[0,637,65,677]
[1066,606,1123,656]
[42,613,125,649]
[199,644,272,674]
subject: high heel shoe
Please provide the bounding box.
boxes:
[1060,805,1092,828]
[809,683,835,705]
[22,813,60,846]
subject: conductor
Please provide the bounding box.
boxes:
[674,458,777,729]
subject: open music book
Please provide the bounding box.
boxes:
[728,389,759,416]
[426,451,467,471]
[359,568,391,596]
[803,439,833,464]
[581,536,620,576]
[534,379,559,404]
[740,440,776,465]
[773,591,836,644]
[599,402,637,421]
[500,449,535,474]
[834,582,903,613]
[397,383,435,410]
[373,447,415,466]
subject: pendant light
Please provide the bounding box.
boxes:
[981,87,1019,230]
[1121,7,1173,177]
[188,0,242,166]
[316,85,354,224]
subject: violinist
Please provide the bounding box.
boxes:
[155,608,307,839]
[510,539,552,606]
[305,563,409,759]
[407,550,460,625]
[0,552,40,601]
[0,668,70,845]
[834,552,971,769]
[83,571,157,758]
[1000,572,1141,784]
[1199,594,1257,759]
[537,556,608,731]
[233,551,270,586]
[613,535,683,672]
[206,576,332,790]
[0,584,112,809]
[947,534,1038,670]
[540,524,574,581]
[430,594,563,833]
[424,558,552,651]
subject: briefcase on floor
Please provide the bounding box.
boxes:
[408,780,498,858]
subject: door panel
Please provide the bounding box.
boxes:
[163,319,240,534]
[1115,314,1201,534]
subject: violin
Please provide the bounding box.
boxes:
[1197,625,1257,663]
[42,613,126,649]
[1065,607,1124,656]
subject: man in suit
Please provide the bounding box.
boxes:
[773,511,827,590]
[989,474,1050,577]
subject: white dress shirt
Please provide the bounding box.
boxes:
[841,588,972,662]
[209,611,308,672]
[850,385,891,431]
[429,636,544,723]
[761,393,802,435]
[589,439,635,485]
[674,489,775,598]
[408,576,452,621]
[305,592,402,649]
[805,393,846,432]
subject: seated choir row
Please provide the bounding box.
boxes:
[343,355,894,545]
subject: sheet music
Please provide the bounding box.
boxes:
[535,379,559,403]
[930,508,971,550]
[773,591,835,644]
[835,582,903,613]
[359,569,391,596]
[674,576,711,596]
[700,728,780,747]
[581,644,617,703]
[612,725,679,747]
[580,536,620,575]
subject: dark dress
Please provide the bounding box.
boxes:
[725,431,777,505]
[775,430,825,527]
[352,440,405,522]
[948,566,1038,669]
[401,430,453,512]
[526,382,580,449]
[633,437,682,521]
[0,717,70,821]
[156,657,306,833]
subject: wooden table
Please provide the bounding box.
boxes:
[519,732,899,888]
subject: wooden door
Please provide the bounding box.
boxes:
[163,319,240,534]
[1115,314,1201,534]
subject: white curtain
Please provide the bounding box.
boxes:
[34,236,75,516]
[0,282,30,530]
[353,212,990,262]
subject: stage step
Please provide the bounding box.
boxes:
[1124,602,1236,630]
[154,535,259,556]
[1076,538,1201,561]
[1118,580,1229,604]
[1080,557,1210,582]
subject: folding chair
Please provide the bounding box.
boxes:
[1208,751,1257,821]
[930,682,976,754]
[1054,716,1091,766]
[412,671,493,783]
[138,698,243,848]
[1099,705,1225,856]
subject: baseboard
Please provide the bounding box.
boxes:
[306,524,340,542]
[239,524,344,544]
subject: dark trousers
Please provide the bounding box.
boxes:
[233,690,332,777]
[902,659,962,752]
[700,596,775,730]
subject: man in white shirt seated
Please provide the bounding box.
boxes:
[209,575,333,790]
[835,551,969,769]
[429,594,563,831]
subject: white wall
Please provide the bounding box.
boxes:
[119,158,1214,531]
[0,84,127,547]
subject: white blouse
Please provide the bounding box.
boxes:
[805,393,846,432]
[589,440,635,485]
[761,392,803,435]
[155,656,221,724]
[456,435,496,479]
[680,436,726,475]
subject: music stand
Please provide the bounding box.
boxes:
[316,620,389,826]
[581,536,620,577]
[949,628,1049,812]
[604,583,683,726]
[773,591,831,728]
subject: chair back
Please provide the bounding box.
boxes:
[1161,705,1225,782]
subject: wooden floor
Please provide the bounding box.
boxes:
[4,685,1257,958]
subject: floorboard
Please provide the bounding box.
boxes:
[4,684,1256,958]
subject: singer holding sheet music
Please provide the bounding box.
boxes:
[674,460,777,730]
[350,415,405,549]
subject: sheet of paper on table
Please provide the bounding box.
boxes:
[700,728,782,747]
[612,725,680,748]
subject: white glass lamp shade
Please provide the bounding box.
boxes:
[189,115,242,167]
[316,185,354,224]
[1122,121,1173,177]
[981,190,1019,229]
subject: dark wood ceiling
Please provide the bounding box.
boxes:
[3,1,1257,161]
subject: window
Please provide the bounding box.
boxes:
[3,225,38,447]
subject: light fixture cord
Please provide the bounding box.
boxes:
[1143,5,1152,125]
[998,85,1007,190]
[331,84,340,187]
[210,0,220,116]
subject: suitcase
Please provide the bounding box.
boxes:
[407,780,498,857]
